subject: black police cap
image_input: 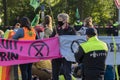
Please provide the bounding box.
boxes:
[86,28,97,36]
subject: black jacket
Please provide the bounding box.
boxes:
[74,36,108,80]
[50,25,75,37]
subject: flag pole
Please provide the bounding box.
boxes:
[48,1,57,34]
[112,36,119,80]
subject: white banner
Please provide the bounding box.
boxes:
[60,35,120,65]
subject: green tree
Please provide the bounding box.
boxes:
[0,0,117,27]
[7,0,36,25]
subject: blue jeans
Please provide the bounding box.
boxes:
[104,65,115,80]
[20,63,32,80]
[52,58,72,80]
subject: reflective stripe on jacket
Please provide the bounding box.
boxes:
[80,36,108,53]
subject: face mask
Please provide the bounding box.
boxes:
[77,20,80,23]
[58,21,64,26]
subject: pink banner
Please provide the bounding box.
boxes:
[0,37,61,66]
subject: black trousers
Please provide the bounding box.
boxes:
[52,58,72,80]
[20,63,32,80]
[14,65,18,80]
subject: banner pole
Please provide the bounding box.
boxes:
[112,36,119,80]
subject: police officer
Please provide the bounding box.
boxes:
[74,19,83,31]
[74,28,108,80]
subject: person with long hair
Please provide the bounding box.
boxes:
[32,15,53,80]
[43,15,53,31]
[79,17,94,35]
[42,15,53,38]
[35,15,53,39]
[13,17,37,80]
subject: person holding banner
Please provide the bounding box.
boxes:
[42,15,53,38]
[32,15,53,80]
[35,15,53,39]
[7,24,20,80]
[74,28,108,80]
[13,17,37,80]
[50,13,75,80]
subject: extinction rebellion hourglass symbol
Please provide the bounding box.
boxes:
[28,41,49,57]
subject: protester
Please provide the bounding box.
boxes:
[13,17,37,80]
[32,60,52,80]
[4,25,20,80]
[35,15,53,39]
[79,17,94,35]
[32,15,53,80]
[42,15,53,38]
[7,23,20,40]
[3,23,20,80]
[75,28,108,80]
[50,13,75,80]
[14,23,20,32]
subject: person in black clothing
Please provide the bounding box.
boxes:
[106,20,113,36]
[74,19,83,31]
[112,21,119,36]
[75,28,108,80]
[51,13,75,80]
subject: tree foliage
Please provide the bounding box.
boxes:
[0,0,117,26]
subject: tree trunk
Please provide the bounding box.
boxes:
[2,0,8,26]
